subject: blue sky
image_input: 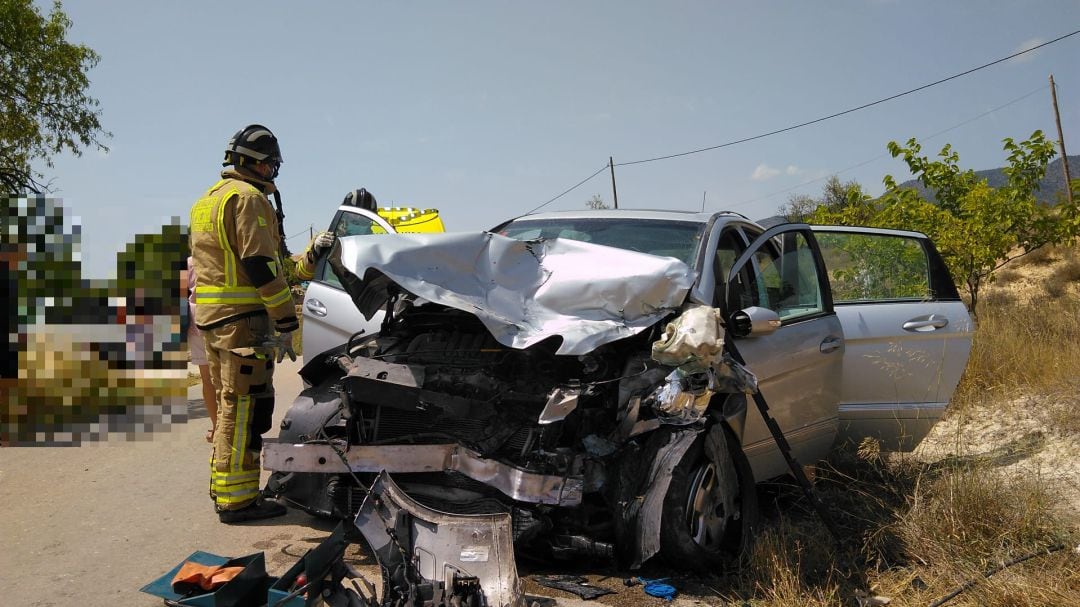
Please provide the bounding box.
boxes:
[35,1,1080,278]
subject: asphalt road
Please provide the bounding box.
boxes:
[0,357,712,607]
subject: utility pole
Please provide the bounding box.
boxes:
[1050,74,1074,207]
[609,156,619,209]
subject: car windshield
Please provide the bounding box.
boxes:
[497,217,705,266]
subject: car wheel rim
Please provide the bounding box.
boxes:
[685,462,729,550]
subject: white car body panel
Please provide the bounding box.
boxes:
[301,206,395,362]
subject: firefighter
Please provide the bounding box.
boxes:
[189,124,334,523]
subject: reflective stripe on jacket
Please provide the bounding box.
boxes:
[189,169,311,330]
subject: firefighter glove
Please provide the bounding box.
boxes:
[306,231,336,264]
[264,331,297,363]
[313,230,335,251]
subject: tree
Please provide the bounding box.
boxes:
[586,194,609,209]
[780,176,870,222]
[0,0,109,194]
[812,131,1070,314]
[779,193,817,222]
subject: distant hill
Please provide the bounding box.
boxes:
[898,154,1080,205]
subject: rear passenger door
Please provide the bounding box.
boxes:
[301,207,395,363]
[811,226,973,451]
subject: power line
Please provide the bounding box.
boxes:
[531,29,1078,215]
[614,29,1080,168]
[728,84,1050,210]
[526,164,609,214]
[286,225,312,241]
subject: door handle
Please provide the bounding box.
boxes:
[903,315,948,332]
[305,298,327,317]
[820,336,843,354]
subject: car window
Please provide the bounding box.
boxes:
[319,211,381,288]
[335,212,379,237]
[714,230,742,287]
[730,231,825,322]
[498,218,704,266]
[712,228,746,308]
[814,232,930,302]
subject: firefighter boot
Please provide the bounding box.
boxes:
[217,497,286,524]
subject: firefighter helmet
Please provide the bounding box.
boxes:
[223,124,283,177]
[343,188,377,212]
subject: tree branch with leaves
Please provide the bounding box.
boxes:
[812,131,1072,315]
[0,0,109,194]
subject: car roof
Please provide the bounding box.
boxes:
[509,208,747,224]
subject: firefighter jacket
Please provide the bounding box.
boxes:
[189,168,315,332]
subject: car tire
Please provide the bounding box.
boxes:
[659,424,757,571]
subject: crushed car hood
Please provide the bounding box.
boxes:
[329,231,696,355]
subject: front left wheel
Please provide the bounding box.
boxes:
[658,424,757,571]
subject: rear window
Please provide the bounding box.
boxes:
[498,218,704,266]
[814,232,931,302]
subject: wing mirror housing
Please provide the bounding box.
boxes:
[729,306,781,338]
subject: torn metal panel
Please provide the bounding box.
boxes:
[631,427,702,568]
[262,440,584,506]
[330,232,695,355]
[355,471,524,607]
[537,386,580,425]
[711,353,759,395]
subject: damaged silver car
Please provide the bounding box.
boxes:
[264,210,973,571]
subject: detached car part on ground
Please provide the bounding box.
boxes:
[265,210,973,572]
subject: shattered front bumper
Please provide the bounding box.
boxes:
[262,439,584,507]
[355,471,524,607]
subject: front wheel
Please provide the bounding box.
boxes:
[659,424,757,571]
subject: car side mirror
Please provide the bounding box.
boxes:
[728,306,780,338]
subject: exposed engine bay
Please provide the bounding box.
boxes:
[268,295,754,567]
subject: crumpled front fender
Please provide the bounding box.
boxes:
[618,426,703,569]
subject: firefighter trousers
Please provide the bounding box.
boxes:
[204,314,275,511]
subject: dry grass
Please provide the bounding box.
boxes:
[710,446,1080,605]
[718,253,1080,606]
[956,293,1080,398]
[993,267,1022,286]
[1045,251,1080,299]
[1013,244,1060,267]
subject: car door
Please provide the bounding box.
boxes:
[301,207,395,362]
[810,226,973,451]
[723,223,845,482]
